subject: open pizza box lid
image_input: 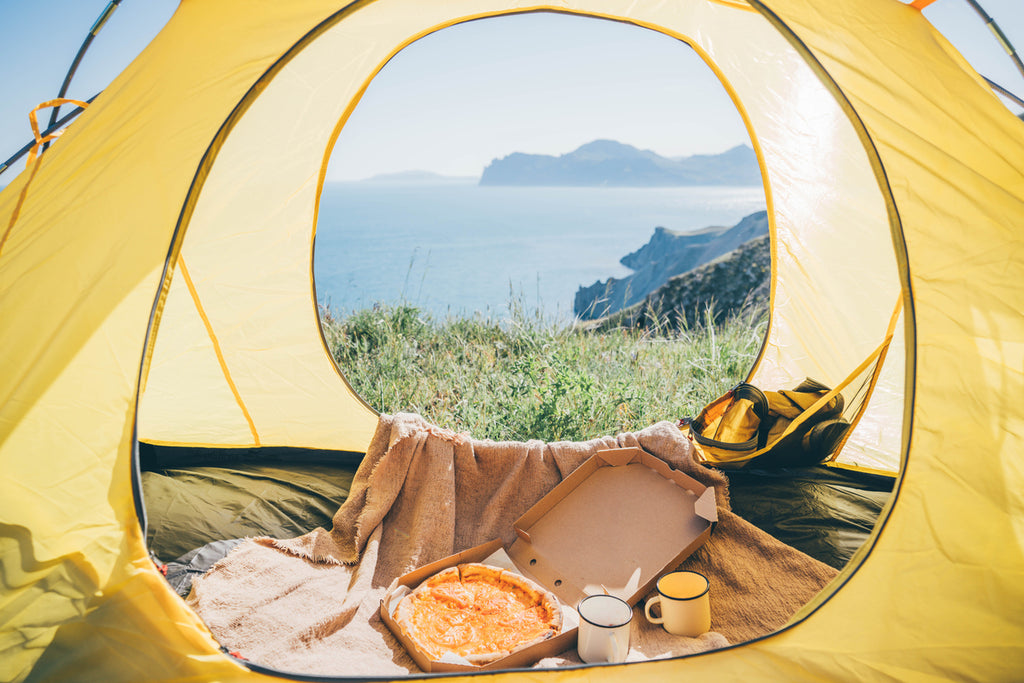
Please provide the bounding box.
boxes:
[380,446,717,673]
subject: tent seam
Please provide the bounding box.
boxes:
[178,256,261,446]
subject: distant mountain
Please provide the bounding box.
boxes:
[574,210,769,319]
[360,170,476,183]
[479,140,761,187]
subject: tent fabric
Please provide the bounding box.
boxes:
[143,463,356,561]
[726,466,893,569]
[0,0,1022,682]
[133,0,905,470]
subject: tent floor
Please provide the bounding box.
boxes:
[725,465,893,568]
[141,446,893,576]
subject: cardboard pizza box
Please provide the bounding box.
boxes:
[380,446,717,673]
[380,539,578,672]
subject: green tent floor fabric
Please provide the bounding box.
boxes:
[143,463,356,560]
[726,467,893,569]
[182,413,837,675]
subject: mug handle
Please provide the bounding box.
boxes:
[645,595,664,624]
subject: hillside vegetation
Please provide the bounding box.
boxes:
[590,233,770,331]
[576,210,768,318]
[321,301,766,443]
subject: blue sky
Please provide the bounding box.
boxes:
[329,13,753,180]
[0,0,1021,181]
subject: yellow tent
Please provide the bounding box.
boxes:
[1,0,1021,681]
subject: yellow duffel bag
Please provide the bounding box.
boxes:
[683,378,850,469]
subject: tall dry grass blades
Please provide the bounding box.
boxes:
[321,300,767,442]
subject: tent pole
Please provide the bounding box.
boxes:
[962,0,1024,83]
[41,0,123,153]
[983,76,1024,109]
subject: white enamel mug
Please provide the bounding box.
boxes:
[576,594,632,664]
[644,570,711,637]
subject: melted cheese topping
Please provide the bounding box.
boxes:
[408,576,556,658]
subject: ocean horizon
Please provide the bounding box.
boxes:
[313,180,766,321]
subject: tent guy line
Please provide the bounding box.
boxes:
[0,95,96,176]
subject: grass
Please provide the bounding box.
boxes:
[321,300,767,443]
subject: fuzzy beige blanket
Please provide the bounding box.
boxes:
[187,413,837,675]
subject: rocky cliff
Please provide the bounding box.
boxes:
[575,210,768,319]
[587,234,770,331]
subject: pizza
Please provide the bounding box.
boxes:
[393,563,562,665]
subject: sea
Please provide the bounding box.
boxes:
[313,180,766,321]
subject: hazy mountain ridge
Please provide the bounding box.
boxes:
[480,140,761,187]
[359,170,476,183]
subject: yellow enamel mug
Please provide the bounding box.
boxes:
[644,571,711,636]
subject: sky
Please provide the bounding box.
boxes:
[329,14,752,180]
[0,0,1021,181]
